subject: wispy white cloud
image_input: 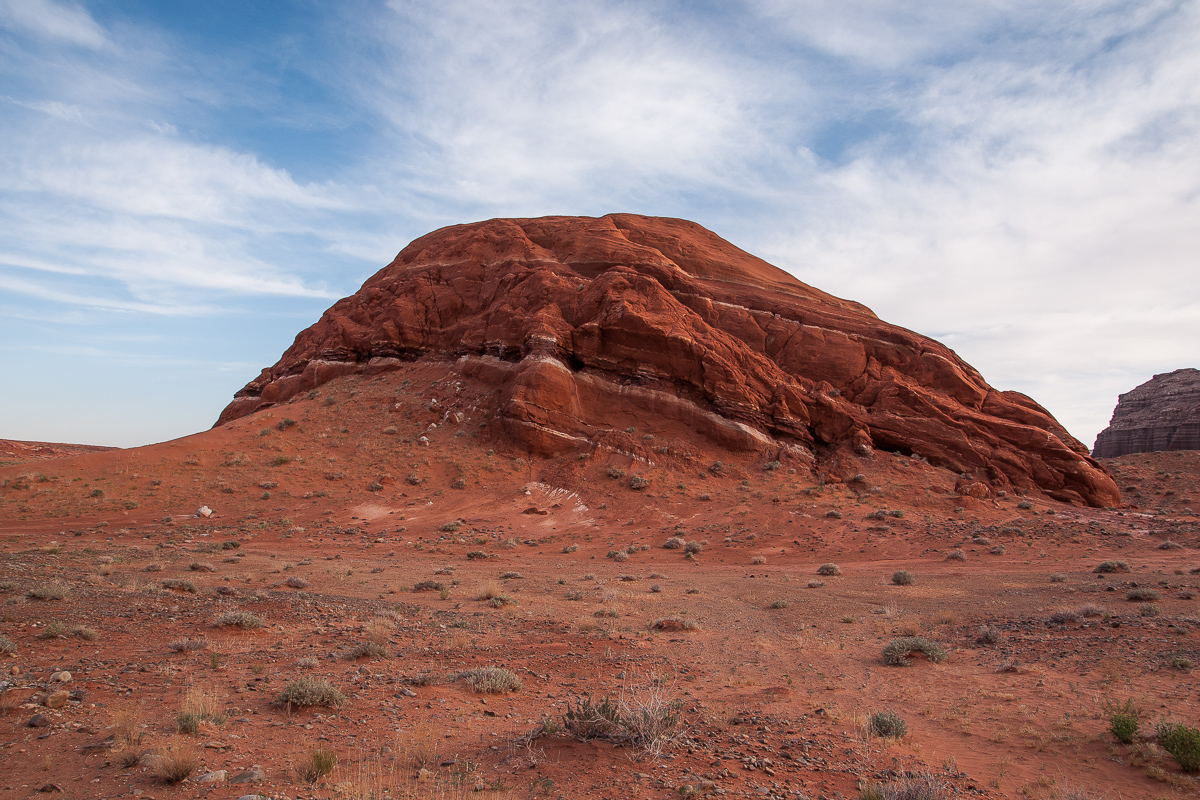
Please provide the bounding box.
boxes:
[0,0,108,49]
[364,0,764,209]
[756,0,1200,444]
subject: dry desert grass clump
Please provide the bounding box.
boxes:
[1094,560,1130,574]
[176,685,226,734]
[891,570,915,586]
[294,746,338,784]
[817,563,841,576]
[449,666,522,693]
[346,641,391,660]
[212,610,264,629]
[278,676,345,709]
[25,583,67,600]
[859,772,950,800]
[150,738,199,784]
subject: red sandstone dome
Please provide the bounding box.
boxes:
[217,214,1120,507]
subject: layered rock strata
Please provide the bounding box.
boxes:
[1093,368,1200,458]
[217,214,1119,506]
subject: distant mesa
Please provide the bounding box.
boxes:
[1093,368,1200,459]
[217,214,1119,507]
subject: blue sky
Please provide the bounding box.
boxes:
[1,0,1197,449]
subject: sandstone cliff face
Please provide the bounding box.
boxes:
[1093,369,1200,458]
[217,214,1119,506]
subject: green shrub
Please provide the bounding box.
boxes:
[1157,721,1200,772]
[868,709,908,738]
[891,570,914,586]
[278,677,345,709]
[882,637,947,666]
[1107,700,1138,744]
[562,694,622,740]
[629,476,649,491]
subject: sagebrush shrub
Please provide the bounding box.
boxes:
[868,709,908,738]
[882,637,947,666]
[817,563,840,576]
[891,570,915,586]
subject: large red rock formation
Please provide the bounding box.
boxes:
[1093,368,1200,458]
[217,214,1119,506]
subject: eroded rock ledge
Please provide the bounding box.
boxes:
[217,214,1119,506]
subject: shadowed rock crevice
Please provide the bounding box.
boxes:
[216,214,1119,507]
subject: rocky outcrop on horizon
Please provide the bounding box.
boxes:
[216,214,1119,506]
[1093,368,1200,458]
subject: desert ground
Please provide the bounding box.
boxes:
[1,366,1197,800]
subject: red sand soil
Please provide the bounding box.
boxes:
[0,367,1197,800]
